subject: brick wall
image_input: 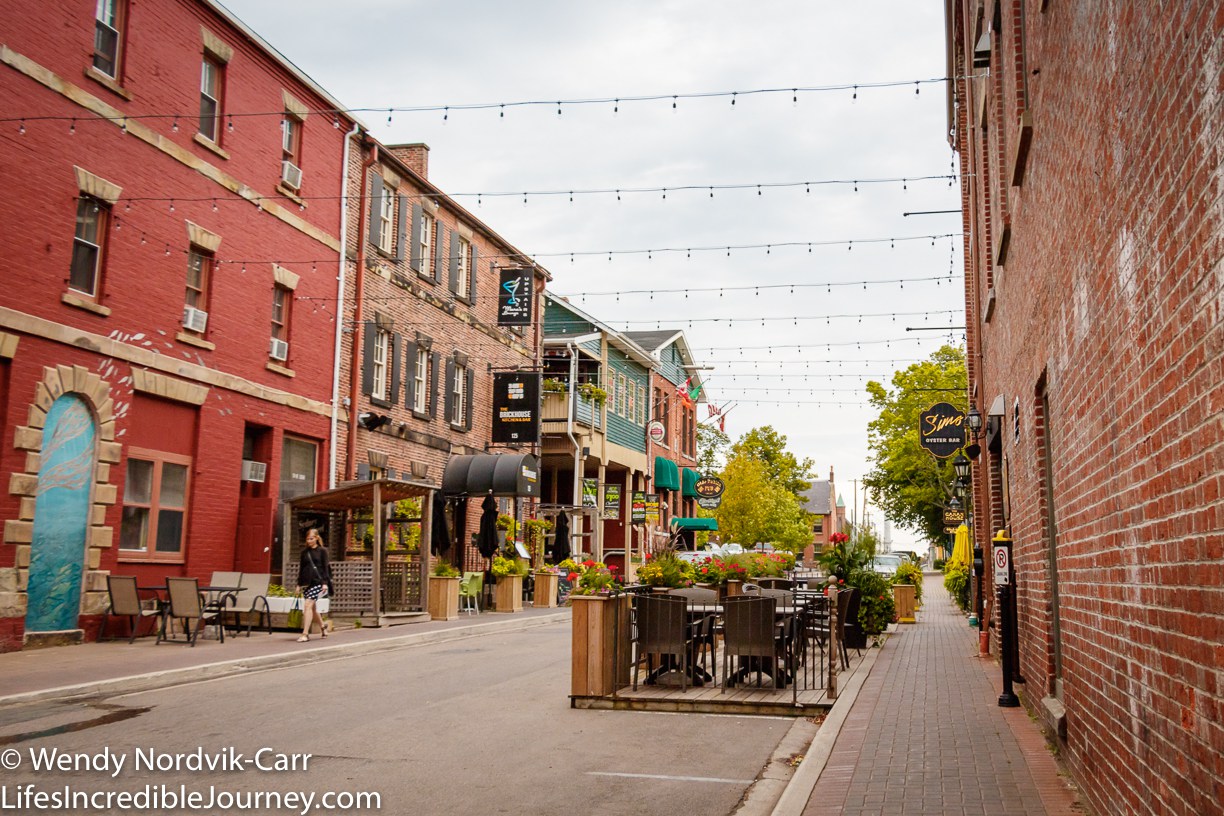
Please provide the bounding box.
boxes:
[950,1,1224,813]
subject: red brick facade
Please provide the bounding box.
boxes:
[948,1,1223,813]
[0,0,355,649]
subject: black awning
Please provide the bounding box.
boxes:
[442,453,540,498]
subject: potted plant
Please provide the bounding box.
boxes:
[576,382,608,405]
[428,559,462,621]
[491,554,527,612]
[496,514,517,548]
[542,377,567,394]
[265,583,328,628]
[564,558,629,698]
[634,549,694,590]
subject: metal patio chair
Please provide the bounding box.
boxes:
[101,575,161,643]
[222,573,272,636]
[159,577,223,646]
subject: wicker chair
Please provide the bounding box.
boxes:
[632,594,692,691]
[722,595,788,690]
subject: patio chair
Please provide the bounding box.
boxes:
[459,572,484,615]
[668,587,719,677]
[159,577,223,646]
[756,577,794,591]
[204,571,244,615]
[222,573,272,636]
[722,595,787,691]
[101,575,162,643]
[632,595,692,692]
[835,587,863,667]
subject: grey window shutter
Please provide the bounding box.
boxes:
[448,230,460,295]
[433,220,445,284]
[357,463,371,481]
[443,359,456,425]
[408,203,423,272]
[464,367,475,431]
[395,195,407,261]
[389,333,403,403]
[361,329,375,395]
[428,351,441,419]
[368,176,383,248]
[385,467,397,481]
[404,340,418,410]
[467,243,478,304]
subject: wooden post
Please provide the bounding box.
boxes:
[420,489,432,614]
[372,481,383,621]
[570,594,630,698]
[827,587,839,699]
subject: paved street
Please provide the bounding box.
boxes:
[1,620,793,815]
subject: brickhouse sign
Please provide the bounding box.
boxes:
[919,402,966,459]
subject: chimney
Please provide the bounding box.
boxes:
[386,143,429,179]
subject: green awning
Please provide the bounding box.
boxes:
[682,467,700,497]
[670,517,719,531]
[654,456,680,491]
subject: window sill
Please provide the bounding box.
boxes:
[276,182,305,205]
[193,133,230,160]
[117,554,186,565]
[417,271,437,284]
[84,66,132,101]
[411,410,429,420]
[176,331,215,350]
[266,361,295,377]
[369,397,392,409]
[62,292,111,316]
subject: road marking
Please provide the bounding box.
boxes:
[587,771,755,785]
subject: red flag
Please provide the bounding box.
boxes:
[675,376,691,397]
[718,416,726,432]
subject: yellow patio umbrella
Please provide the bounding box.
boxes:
[950,523,971,565]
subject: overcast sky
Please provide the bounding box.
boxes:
[220,0,962,547]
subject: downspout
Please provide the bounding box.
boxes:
[566,340,581,557]
[345,139,379,481]
[329,122,364,488]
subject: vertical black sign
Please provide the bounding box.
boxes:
[497,268,534,326]
[491,372,541,444]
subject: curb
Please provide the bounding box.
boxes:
[768,638,884,816]
[0,611,571,707]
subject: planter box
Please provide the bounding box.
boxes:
[494,574,523,613]
[570,594,631,697]
[428,575,461,621]
[533,572,559,608]
[893,584,917,623]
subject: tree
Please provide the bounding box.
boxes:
[727,426,813,495]
[862,345,967,545]
[714,456,811,553]
[695,422,730,475]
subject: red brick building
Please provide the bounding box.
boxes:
[947,1,1223,812]
[0,0,357,649]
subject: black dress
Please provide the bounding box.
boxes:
[298,546,332,600]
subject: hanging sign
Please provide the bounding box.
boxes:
[694,476,725,510]
[644,493,660,523]
[919,402,966,459]
[647,420,666,444]
[942,508,966,525]
[581,478,598,508]
[603,484,621,520]
[497,268,534,326]
[631,491,646,523]
[491,372,541,444]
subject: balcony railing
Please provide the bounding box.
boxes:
[541,390,603,430]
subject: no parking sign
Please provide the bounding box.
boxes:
[992,529,1011,585]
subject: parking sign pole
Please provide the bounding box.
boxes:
[993,529,1020,707]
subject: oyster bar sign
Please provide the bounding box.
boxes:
[919,402,966,459]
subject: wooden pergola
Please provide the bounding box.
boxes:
[285,479,434,626]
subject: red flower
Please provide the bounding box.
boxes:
[644,553,653,561]
[609,565,618,572]
[582,560,595,568]
[567,572,579,581]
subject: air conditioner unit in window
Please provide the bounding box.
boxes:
[269,337,289,361]
[182,305,209,333]
[240,459,267,482]
[281,160,303,190]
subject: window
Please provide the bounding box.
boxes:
[372,329,390,401]
[451,361,467,426]
[119,449,191,560]
[618,373,628,416]
[627,381,637,424]
[270,284,291,360]
[185,248,211,312]
[455,237,471,299]
[412,346,428,413]
[280,114,303,189]
[814,517,824,534]
[93,0,123,78]
[420,212,435,277]
[199,56,223,142]
[636,384,644,424]
[70,196,108,298]
[378,182,395,254]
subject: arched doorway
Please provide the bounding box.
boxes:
[25,395,97,633]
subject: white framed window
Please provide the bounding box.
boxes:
[199,56,223,142]
[93,0,124,78]
[456,236,471,299]
[451,362,467,426]
[420,211,435,277]
[413,346,428,413]
[378,182,395,254]
[372,329,390,400]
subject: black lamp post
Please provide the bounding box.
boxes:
[953,451,971,483]
[966,406,983,436]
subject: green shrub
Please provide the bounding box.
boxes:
[933,557,947,571]
[892,562,924,604]
[943,560,970,611]
[848,569,896,635]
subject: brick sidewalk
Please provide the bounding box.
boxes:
[802,573,1084,816]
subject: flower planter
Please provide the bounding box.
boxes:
[428,575,461,621]
[719,580,744,601]
[533,572,559,608]
[570,594,631,698]
[494,574,523,613]
[892,584,916,623]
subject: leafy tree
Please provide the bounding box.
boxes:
[696,422,730,475]
[728,426,813,495]
[862,345,967,545]
[715,429,812,554]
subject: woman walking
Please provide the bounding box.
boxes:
[297,528,332,642]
